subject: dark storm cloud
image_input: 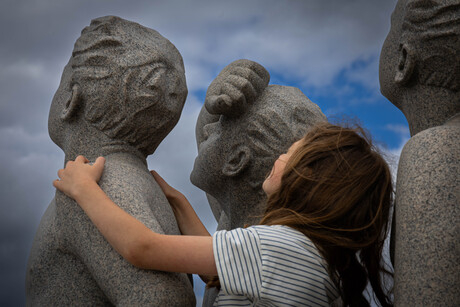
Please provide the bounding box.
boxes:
[0,0,399,305]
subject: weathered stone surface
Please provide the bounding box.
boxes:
[379,0,459,305]
[192,59,327,306]
[394,117,459,306]
[26,16,195,306]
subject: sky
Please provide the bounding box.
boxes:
[0,0,409,305]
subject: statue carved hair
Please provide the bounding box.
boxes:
[216,85,327,190]
[65,16,187,155]
[402,0,460,91]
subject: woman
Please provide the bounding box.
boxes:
[54,123,393,306]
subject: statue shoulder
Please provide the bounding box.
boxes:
[98,156,181,235]
[98,157,158,201]
[401,120,459,161]
[397,120,459,193]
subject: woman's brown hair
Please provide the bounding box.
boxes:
[260,122,393,306]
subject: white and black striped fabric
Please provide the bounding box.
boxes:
[212,225,340,306]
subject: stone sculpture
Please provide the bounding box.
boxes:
[26,16,195,306]
[195,105,227,229]
[192,59,327,306]
[379,0,459,305]
[193,59,270,231]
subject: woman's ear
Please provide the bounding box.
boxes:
[395,43,416,85]
[60,84,81,121]
[222,145,251,177]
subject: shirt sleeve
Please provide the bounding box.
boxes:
[212,227,263,300]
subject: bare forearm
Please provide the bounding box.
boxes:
[169,194,210,236]
[73,183,217,275]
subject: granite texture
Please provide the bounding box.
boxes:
[26,16,195,306]
[379,1,460,305]
[192,60,327,307]
[394,116,459,306]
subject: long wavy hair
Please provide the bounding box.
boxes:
[260,123,393,306]
[207,122,393,306]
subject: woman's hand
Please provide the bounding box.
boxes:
[151,170,210,237]
[53,155,105,200]
[150,170,183,201]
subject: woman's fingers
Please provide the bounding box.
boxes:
[151,170,167,185]
[93,156,105,170]
[52,179,60,189]
[75,155,89,163]
[151,170,179,199]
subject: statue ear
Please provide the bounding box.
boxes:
[222,145,251,177]
[61,84,81,121]
[395,43,415,85]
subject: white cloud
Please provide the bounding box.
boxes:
[132,0,397,89]
[2,60,45,80]
[385,123,410,136]
[344,56,381,91]
[0,126,62,220]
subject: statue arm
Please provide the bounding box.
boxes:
[394,126,459,306]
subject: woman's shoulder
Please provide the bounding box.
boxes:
[250,225,315,243]
[250,225,325,261]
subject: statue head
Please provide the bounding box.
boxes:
[191,85,327,217]
[49,16,187,157]
[379,0,459,128]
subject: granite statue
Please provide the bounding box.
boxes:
[194,59,272,231]
[26,16,195,306]
[195,106,229,230]
[192,59,327,306]
[379,0,459,305]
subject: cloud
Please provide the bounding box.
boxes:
[160,0,397,89]
[344,56,381,92]
[0,126,62,306]
[3,60,45,80]
[385,123,410,137]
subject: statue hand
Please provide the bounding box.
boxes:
[205,59,270,117]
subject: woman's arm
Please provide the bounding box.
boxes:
[151,171,210,237]
[53,156,217,276]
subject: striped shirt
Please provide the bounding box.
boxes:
[212,225,340,306]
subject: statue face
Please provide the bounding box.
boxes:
[379,0,405,108]
[195,105,220,151]
[190,120,228,195]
